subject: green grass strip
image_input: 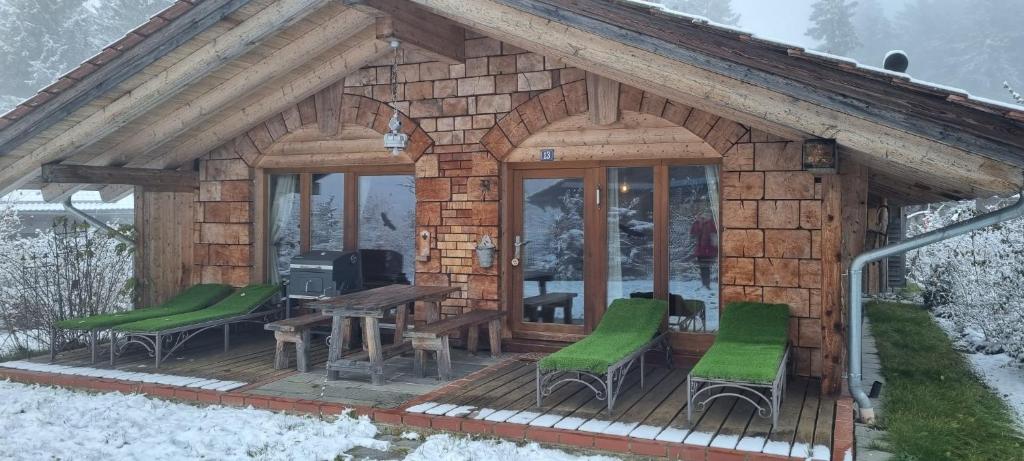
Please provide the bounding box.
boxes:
[867,301,1024,461]
[538,298,667,374]
[55,284,234,330]
[114,284,281,333]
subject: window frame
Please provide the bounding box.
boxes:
[263,165,415,278]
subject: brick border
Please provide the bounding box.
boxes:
[1,366,847,460]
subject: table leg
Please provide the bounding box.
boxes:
[327,314,344,380]
[394,303,409,346]
[424,299,441,324]
[364,317,385,385]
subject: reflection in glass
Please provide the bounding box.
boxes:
[268,174,300,282]
[607,167,655,303]
[358,175,417,282]
[522,178,584,325]
[668,165,720,331]
[311,173,344,251]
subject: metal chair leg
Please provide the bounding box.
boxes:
[89,330,97,364]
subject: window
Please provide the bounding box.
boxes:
[357,175,417,282]
[310,173,344,251]
[668,165,720,332]
[264,170,415,283]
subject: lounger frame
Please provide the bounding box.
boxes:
[111,297,283,368]
[536,333,671,414]
[687,345,790,427]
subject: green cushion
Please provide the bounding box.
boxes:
[690,302,790,384]
[55,284,234,330]
[539,298,667,374]
[114,284,281,333]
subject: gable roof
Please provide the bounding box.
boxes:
[0,0,1021,205]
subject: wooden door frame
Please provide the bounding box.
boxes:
[506,167,595,341]
[503,159,723,344]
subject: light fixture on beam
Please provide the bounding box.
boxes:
[802,138,838,174]
[383,38,408,156]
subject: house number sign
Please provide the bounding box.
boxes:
[540,149,555,161]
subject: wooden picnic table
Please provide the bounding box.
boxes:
[308,284,460,385]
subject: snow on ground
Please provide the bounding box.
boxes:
[964,352,1024,427]
[935,315,1024,428]
[407,434,618,461]
[0,381,619,461]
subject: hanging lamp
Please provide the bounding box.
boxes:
[383,39,408,156]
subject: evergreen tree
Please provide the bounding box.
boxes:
[806,0,861,56]
[0,0,170,112]
[850,0,895,66]
[659,0,740,25]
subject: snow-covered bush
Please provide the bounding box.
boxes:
[906,196,1024,361]
[0,216,134,353]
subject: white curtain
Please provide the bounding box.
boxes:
[268,174,299,284]
[606,169,623,301]
[704,165,720,228]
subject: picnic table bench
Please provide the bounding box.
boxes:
[265,312,329,372]
[405,309,504,380]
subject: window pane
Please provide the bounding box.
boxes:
[522,177,584,325]
[311,173,344,251]
[268,174,301,282]
[358,175,416,282]
[607,167,655,305]
[668,165,720,332]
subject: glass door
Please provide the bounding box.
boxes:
[510,168,596,337]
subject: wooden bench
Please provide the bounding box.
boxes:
[404,310,505,380]
[265,313,329,372]
[523,292,577,324]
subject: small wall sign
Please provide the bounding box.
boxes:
[540,149,555,161]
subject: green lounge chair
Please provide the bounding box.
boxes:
[112,284,283,368]
[50,284,233,363]
[687,302,791,427]
[536,298,670,413]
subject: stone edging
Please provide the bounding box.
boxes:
[0,365,855,461]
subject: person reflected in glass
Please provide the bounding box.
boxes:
[690,205,718,290]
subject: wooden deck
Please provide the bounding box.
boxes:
[403,356,837,460]
[35,326,329,386]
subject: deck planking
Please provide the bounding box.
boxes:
[422,357,836,459]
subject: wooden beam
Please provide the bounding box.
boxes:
[408,0,1021,196]
[0,0,332,196]
[347,0,466,63]
[586,72,619,125]
[41,7,374,202]
[42,164,197,191]
[819,173,843,394]
[96,33,391,201]
[0,0,250,156]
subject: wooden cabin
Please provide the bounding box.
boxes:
[1,1,1022,459]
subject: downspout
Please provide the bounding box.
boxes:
[848,189,1024,423]
[62,197,135,248]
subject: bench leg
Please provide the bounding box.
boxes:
[437,336,452,380]
[488,318,502,357]
[273,333,289,370]
[223,324,230,352]
[154,333,162,369]
[467,324,479,355]
[414,349,426,377]
[296,329,310,373]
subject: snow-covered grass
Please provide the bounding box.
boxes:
[0,380,619,461]
[866,301,1024,461]
[936,316,1024,427]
